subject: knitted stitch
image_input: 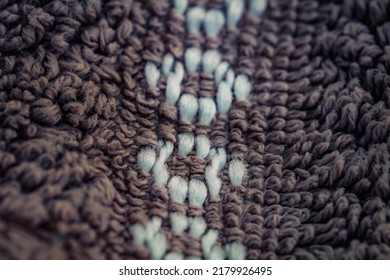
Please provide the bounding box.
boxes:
[0,0,390,260]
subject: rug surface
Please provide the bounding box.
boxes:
[0,0,390,259]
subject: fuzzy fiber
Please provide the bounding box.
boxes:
[0,0,390,259]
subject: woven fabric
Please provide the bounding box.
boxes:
[1,0,390,260]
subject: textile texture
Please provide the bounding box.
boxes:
[1,0,390,260]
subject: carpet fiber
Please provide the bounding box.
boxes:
[0,0,390,259]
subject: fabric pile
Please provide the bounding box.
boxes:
[0,0,390,259]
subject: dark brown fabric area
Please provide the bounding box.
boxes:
[0,0,390,259]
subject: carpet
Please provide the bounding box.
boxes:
[0,0,390,259]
